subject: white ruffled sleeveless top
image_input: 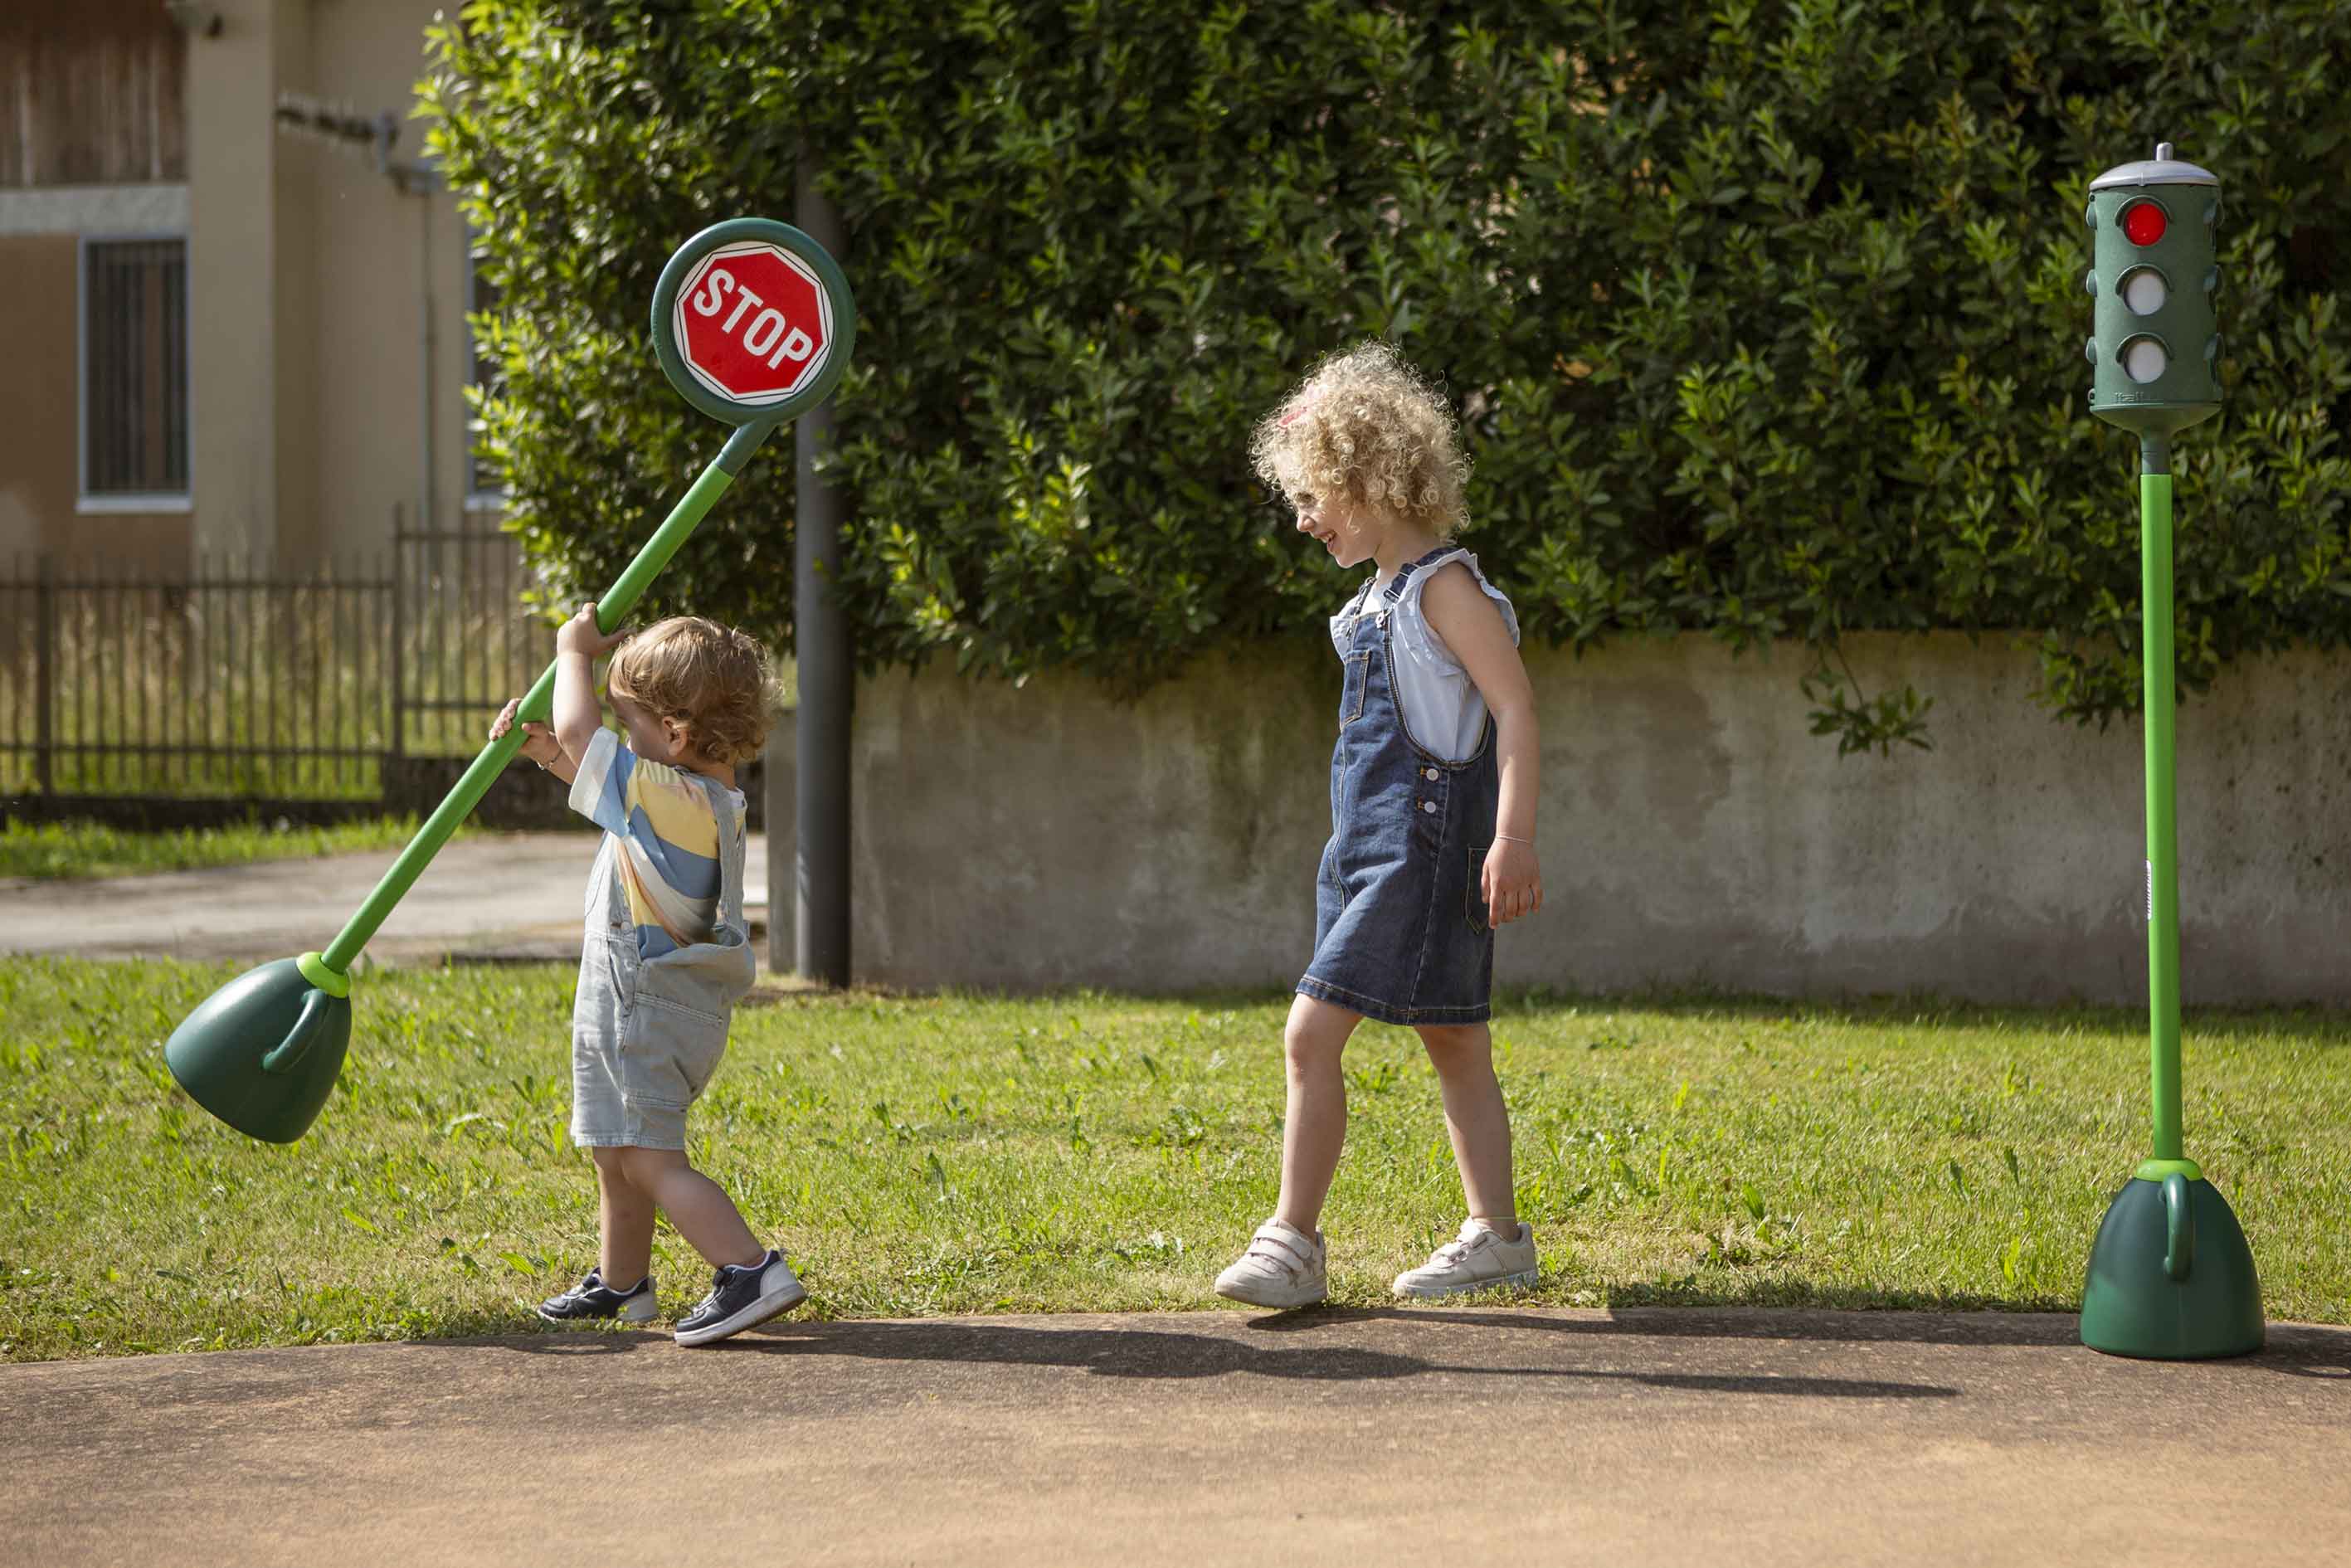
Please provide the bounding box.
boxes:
[1326,548,1521,762]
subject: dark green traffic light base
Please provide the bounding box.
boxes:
[2081,1173,2264,1359]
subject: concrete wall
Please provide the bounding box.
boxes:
[766,634,2351,1006]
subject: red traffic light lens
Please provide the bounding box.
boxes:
[2122,202,2168,246]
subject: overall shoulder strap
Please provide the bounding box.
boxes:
[1382,545,1466,604]
[684,768,747,932]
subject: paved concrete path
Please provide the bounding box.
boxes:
[5,1307,2346,1566]
[0,832,768,964]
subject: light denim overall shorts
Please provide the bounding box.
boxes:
[1297,546,1501,1026]
[570,768,757,1151]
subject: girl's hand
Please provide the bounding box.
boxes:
[1482,839,1543,927]
[555,601,630,659]
[490,699,560,767]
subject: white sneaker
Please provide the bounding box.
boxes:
[1391,1220,1540,1299]
[1214,1219,1327,1309]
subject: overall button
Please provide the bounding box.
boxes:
[1423,767,1439,781]
[1421,800,1438,814]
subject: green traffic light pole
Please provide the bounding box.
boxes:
[164,217,857,1145]
[2076,142,2262,1359]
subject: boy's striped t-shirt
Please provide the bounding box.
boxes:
[567,728,745,956]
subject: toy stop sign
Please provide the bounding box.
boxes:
[673,241,835,407]
[650,217,854,430]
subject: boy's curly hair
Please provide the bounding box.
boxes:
[1249,341,1469,538]
[607,616,778,767]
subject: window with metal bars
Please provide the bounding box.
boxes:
[80,237,191,501]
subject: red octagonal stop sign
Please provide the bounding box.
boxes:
[671,241,836,408]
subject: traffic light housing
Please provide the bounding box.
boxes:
[2085,143,2222,439]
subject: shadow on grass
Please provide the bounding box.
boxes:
[732,978,2351,1043]
[1486,985,2351,1044]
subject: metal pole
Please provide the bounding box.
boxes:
[415,175,437,538]
[795,146,852,987]
[34,555,53,795]
[388,509,406,775]
[2139,436,2183,1163]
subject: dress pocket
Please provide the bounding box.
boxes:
[1339,648,1371,728]
[1465,843,1492,936]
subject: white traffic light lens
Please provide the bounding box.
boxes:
[2123,336,2168,383]
[2121,267,2167,314]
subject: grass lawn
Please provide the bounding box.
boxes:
[2,957,2345,1361]
[0,817,466,881]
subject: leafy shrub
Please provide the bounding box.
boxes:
[426,0,2350,749]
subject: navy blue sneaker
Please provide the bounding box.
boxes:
[538,1268,659,1325]
[674,1249,806,1346]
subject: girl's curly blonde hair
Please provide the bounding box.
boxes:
[608,616,779,767]
[1249,342,1469,538]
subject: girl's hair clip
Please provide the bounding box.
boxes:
[1277,400,1309,427]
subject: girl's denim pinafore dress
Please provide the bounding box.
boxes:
[570,767,757,1150]
[1297,547,1500,1027]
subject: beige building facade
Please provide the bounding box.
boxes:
[1,0,495,577]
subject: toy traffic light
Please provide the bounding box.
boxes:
[2085,142,2222,442]
[2076,143,2262,1361]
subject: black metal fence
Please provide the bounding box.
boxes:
[0,523,554,807]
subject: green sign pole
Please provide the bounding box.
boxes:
[2139,461,2184,1170]
[165,217,856,1144]
[2075,143,2261,1359]
[319,426,766,976]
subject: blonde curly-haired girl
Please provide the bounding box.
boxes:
[1218,341,1545,1309]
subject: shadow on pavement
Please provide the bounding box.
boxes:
[440,1308,2349,1389]
[708,1318,1959,1400]
[1250,1306,2351,1377]
[1257,1304,2083,1348]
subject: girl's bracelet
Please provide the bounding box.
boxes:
[1496,833,1535,846]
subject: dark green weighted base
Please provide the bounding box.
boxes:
[163,957,352,1145]
[2081,1174,2263,1360]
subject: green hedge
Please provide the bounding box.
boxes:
[425,0,2350,750]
